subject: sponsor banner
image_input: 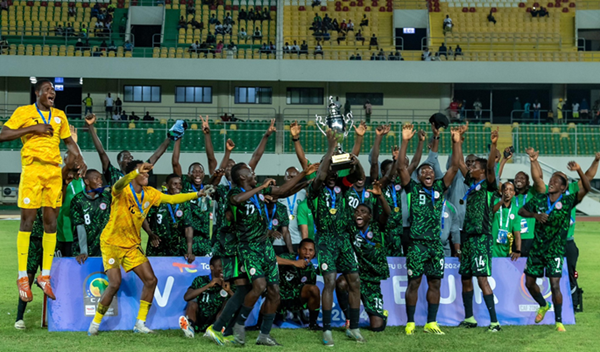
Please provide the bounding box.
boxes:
[48,257,573,332]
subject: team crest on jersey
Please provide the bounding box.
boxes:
[100,203,107,210]
[54,117,61,124]
[144,201,150,209]
[366,231,373,239]
[444,212,449,218]
[250,268,256,275]
[364,192,370,198]
[556,202,563,210]
[395,184,401,191]
[220,289,228,297]
[176,210,183,217]
[301,276,307,283]
[321,263,328,271]
[272,219,279,226]
[434,191,440,199]
[510,214,515,220]
[407,269,413,276]
[334,186,341,194]
[108,258,115,265]
[475,185,481,191]
[240,266,246,273]
[259,194,265,201]
[23,197,30,205]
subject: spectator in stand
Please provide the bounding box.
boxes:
[311,0,321,9]
[100,40,108,50]
[143,112,154,121]
[422,47,432,61]
[190,18,204,30]
[105,93,114,119]
[330,18,339,32]
[314,12,322,23]
[215,22,225,35]
[369,33,378,50]
[55,24,64,36]
[443,14,453,34]
[226,42,237,59]
[323,14,332,28]
[268,41,276,54]
[247,8,256,21]
[238,27,247,40]
[355,30,365,45]
[224,23,232,34]
[370,52,376,61]
[533,99,541,122]
[129,111,140,121]
[97,9,105,22]
[83,93,93,116]
[262,8,270,21]
[259,43,268,54]
[115,96,122,114]
[92,48,103,57]
[314,42,323,58]
[347,20,354,32]
[531,6,539,17]
[448,99,459,120]
[80,24,88,38]
[580,98,589,119]
[356,52,362,60]
[388,51,396,60]
[337,30,346,44]
[349,53,356,60]
[1,0,9,11]
[539,7,548,17]
[473,97,483,119]
[206,31,216,44]
[300,40,309,56]
[91,3,100,18]
[339,19,348,34]
[108,40,117,52]
[66,23,75,36]
[283,42,291,54]
[238,9,247,21]
[189,40,199,53]
[177,16,187,29]
[186,3,195,15]
[224,12,233,25]
[75,38,84,51]
[395,50,404,61]
[513,97,522,115]
[112,111,121,121]
[455,44,463,56]
[120,110,128,121]
[291,40,300,54]
[208,13,218,25]
[572,101,580,119]
[364,100,372,122]
[107,1,115,14]
[557,98,564,123]
[459,100,467,120]
[360,14,368,27]
[447,45,454,59]
[438,42,447,59]
[69,6,76,17]
[487,9,496,25]
[124,40,133,51]
[252,27,262,41]
[322,30,331,42]
[377,49,386,60]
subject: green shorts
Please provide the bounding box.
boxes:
[361,279,387,321]
[316,234,358,275]
[239,242,279,285]
[406,240,445,279]
[27,237,43,274]
[525,250,564,278]
[222,255,245,282]
[192,230,213,256]
[193,310,218,333]
[459,234,492,277]
[388,228,403,257]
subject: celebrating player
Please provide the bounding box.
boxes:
[491,182,522,259]
[399,124,462,335]
[0,80,86,301]
[458,127,501,332]
[518,151,591,332]
[88,161,207,336]
[179,256,234,338]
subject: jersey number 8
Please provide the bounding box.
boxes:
[84,214,91,225]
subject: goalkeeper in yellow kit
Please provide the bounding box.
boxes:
[88,161,208,336]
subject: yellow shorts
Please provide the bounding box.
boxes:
[101,241,148,273]
[18,161,63,209]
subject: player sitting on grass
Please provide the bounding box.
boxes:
[179,256,235,338]
[336,180,392,332]
[518,150,591,332]
[88,161,208,336]
[0,79,86,302]
[399,124,462,335]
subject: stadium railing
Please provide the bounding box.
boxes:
[512,123,600,156]
[510,109,595,124]
[423,33,563,51]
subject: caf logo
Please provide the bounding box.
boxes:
[83,272,118,317]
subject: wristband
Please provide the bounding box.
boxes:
[292,138,300,142]
[433,136,440,140]
[513,250,521,254]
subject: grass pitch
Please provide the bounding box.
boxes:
[0,220,599,352]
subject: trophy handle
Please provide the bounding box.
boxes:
[315,114,327,135]
[343,112,354,138]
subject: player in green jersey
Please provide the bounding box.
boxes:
[179,256,235,338]
[458,127,501,332]
[399,124,462,335]
[297,199,316,240]
[491,182,521,259]
[519,152,591,332]
[337,180,391,331]
[225,162,314,346]
[146,174,197,260]
[70,169,112,263]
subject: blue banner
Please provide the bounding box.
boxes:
[47,257,574,332]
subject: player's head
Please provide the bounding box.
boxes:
[165,173,182,195]
[209,256,223,279]
[469,158,488,179]
[549,172,568,195]
[126,160,149,186]
[187,162,205,186]
[514,172,530,191]
[225,159,236,181]
[231,163,256,187]
[84,169,104,191]
[380,159,394,177]
[353,203,372,228]
[298,238,316,261]
[501,182,515,201]
[34,80,55,109]
[354,174,366,189]
[465,154,477,169]
[284,166,299,182]
[117,150,134,171]
[417,164,435,188]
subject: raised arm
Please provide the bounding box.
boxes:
[231,179,274,206]
[370,124,390,181]
[408,130,426,175]
[430,122,440,153]
[583,152,600,187]
[248,118,276,170]
[271,164,318,198]
[398,124,415,187]
[160,191,201,205]
[290,121,309,172]
[200,115,218,175]
[171,138,183,176]
[568,161,591,202]
[148,137,171,165]
[311,129,338,194]
[458,122,469,177]
[442,128,462,188]
[498,147,513,180]
[84,114,110,172]
[487,127,498,185]
[351,120,367,157]
[113,167,144,194]
[527,148,546,194]
[219,138,235,171]
[369,180,390,226]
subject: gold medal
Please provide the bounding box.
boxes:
[394,207,400,212]
[289,214,295,220]
[330,208,337,215]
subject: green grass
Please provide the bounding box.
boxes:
[0,220,599,351]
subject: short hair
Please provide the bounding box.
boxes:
[380,159,393,173]
[515,171,530,183]
[34,79,53,92]
[299,238,315,249]
[125,160,144,174]
[356,202,373,214]
[188,162,204,174]
[117,150,130,163]
[85,169,101,178]
[553,172,568,187]
[501,182,514,192]
[417,163,434,175]
[475,158,488,172]
[209,256,221,267]
[165,173,181,184]
[230,163,246,185]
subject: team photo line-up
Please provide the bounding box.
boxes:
[1,80,596,347]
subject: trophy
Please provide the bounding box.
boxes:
[316,96,354,171]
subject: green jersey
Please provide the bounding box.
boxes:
[146,201,192,256]
[278,253,317,300]
[463,175,498,236]
[266,203,289,232]
[70,190,112,256]
[189,275,230,318]
[212,184,234,256]
[229,185,271,243]
[513,187,537,240]
[32,209,44,239]
[105,163,125,187]
[383,183,403,231]
[296,199,315,240]
[344,186,376,211]
[58,178,86,242]
[405,179,448,241]
[491,198,521,257]
[307,182,350,238]
[566,182,579,239]
[347,222,389,281]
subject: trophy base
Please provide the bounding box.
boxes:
[331,153,353,171]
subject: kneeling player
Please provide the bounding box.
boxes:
[337,180,392,332]
[179,256,234,338]
[519,153,590,332]
[88,161,207,336]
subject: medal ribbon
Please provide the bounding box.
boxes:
[287,193,297,217]
[546,194,563,215]
[353,187,366,203]
[358,226,376,246]
[264,203,277,230]
[129,184,145,216]
[241,187,262,216]
[389,185,398,209]
[326,187,336,211]
[35,102,51,124]
[168,204,180,224]
[462,179,485,203]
